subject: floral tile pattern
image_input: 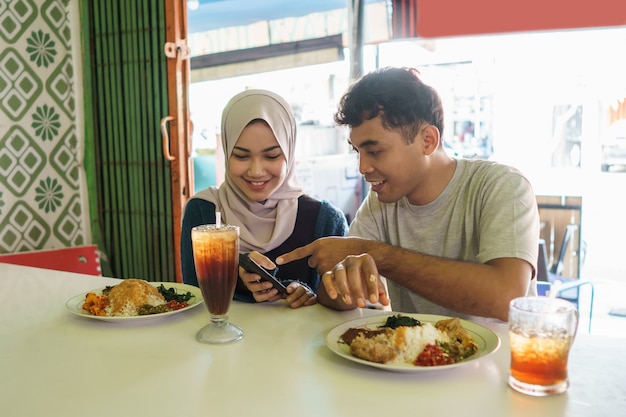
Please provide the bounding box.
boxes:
[0,0,85,253]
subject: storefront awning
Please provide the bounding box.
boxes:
[187,0,388,81]
[416,0,626,38]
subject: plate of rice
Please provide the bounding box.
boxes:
[325,313,500,372]
[66,279,203,323]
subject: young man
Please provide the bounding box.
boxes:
[277,67,539,321]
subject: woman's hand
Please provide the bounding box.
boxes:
[238,251,317,307]
[284,282,317,308]
[238,251,282,303]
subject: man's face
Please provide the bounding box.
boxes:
[349,116,427,204]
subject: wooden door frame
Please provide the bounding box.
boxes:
[163,0,192,282]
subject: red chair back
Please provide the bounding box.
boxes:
[0,245,101,276]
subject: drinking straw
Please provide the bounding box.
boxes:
[216,211,221,229]
[549,280,562,298]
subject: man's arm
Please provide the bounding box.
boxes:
[370,242,532,321]
[278,237,533,320]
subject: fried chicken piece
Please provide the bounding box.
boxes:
[349,332,397,364]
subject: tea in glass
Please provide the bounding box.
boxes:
[191,224,242,344]
[508,296,578,396]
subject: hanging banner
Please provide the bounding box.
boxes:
[417,0,626,38]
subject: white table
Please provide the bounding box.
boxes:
[1,263,624,417]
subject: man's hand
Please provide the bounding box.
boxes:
[276,236,372,274]
[318,254,390,310]
[277,237,390,311]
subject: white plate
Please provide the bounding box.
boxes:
[66,282,203,323]
[325,313,500,372]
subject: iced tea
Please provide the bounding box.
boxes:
[508,297,578,396]
[191,225,239,316]
[509,331,571,386]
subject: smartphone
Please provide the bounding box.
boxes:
[238,253,289,296]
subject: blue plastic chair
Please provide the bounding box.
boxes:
[536,237,594,332]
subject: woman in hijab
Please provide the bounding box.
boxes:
[181,89,348,308]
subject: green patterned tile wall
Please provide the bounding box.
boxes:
[0,0,87,253]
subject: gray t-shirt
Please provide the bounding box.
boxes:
[349,158,539,321]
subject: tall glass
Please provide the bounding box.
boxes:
[508,296,578,396]
[191,224,243,344]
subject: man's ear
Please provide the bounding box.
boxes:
[422,125,440,155]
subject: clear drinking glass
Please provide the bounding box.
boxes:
[508,296,578,396]
[191,224,243,344]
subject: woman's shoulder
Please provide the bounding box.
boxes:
[297,194,322,207]
[185,197,216,212]
[297,195,346,217]
[182,198,217,226]
[301,196,349,236]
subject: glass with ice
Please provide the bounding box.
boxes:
[508,296,578,396]
[191,224,243,344]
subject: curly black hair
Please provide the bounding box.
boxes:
[334,67,444,144]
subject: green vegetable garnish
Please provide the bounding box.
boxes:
[381,314,421,329]
[157,284,193,302]
[137,304,171,315]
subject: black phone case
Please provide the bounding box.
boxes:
[238,253,289,296]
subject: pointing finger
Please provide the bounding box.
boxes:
[276,243,314,265]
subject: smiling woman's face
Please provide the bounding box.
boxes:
[228,120,287,202]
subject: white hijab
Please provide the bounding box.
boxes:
[193,89,304,252]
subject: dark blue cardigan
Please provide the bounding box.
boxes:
[180,195,348,302]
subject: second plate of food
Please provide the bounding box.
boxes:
[325,313,500,372]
